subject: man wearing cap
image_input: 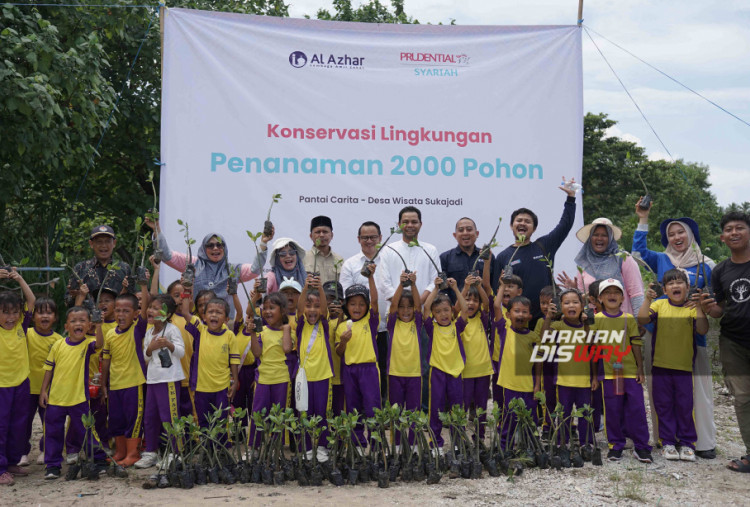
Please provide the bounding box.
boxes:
[64,225,132,307]
[492,184,578,324]
[340,221,389,402]
[439,217,495,303]
[304,216,344,286]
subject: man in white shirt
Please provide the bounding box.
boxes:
[375,206,438,410]
[376,206,439,304]
[340,221,390,402]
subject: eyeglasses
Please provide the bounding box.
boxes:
[277,250,297,258]
[205,242,224,250]
[359,235,380,242]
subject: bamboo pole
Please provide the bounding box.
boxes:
[577,0,584,26]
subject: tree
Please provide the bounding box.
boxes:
[315,0,418,23]
[582,113,727,260]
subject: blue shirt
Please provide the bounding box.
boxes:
[439,245,495,303]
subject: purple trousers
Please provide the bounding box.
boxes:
[233,365,256,426]
[249,382,288,448]
[557,385,592,446]
[0,379,31,473]
[652,366,697,449]
[144,382,181,453]
[463,375,490,439]
[45,402,106,469]
[179,385,195,419]
[194,389,229,428]
[331,383,345,416]
[592,383,603,433]
[429,368,463,448]
[602,378,651,451]
[541,363,556,429]
[343,363,381,447]
[498,388,535,450]
[108,384,144,438]
[389,375,421,445]
[65,395,110,455]
[25,393,45,454]
[303,379,331,450]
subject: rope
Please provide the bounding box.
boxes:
[583,25,750,129]
[583,26,674,161]
[4,3,156,7]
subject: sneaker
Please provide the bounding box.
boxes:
[679,447,696,462]
[663,444,680,461]
[695,448,716,460]
[36,454,45,465]
[134,451,159,469]
[7,465,30,476]
[316,447,329,463]
[17,454,29,467]
[634,448,653,464]
[66,453,79,465]
[44,467,61,480]
[607,449,623,461]
[0,472,15,486]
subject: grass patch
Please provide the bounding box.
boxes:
[615,470,647,503]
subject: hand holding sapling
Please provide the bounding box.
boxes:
[246,231,267,293]
[264,193,282,237]
[178,219,197,288]
[503,234,526,277]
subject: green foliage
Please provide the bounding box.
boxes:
[582,113,727,260]
[314,0,419,24]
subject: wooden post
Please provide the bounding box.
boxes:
[577,0,584,25]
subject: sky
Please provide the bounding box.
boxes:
[286,0,750,206]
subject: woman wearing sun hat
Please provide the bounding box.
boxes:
[251,237,307,294]
[633,197,716,459]
[567,217,645,315]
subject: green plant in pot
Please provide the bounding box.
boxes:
[360,224,402,277]
[263,193,282,237]
[177,219,197,289]
[503,234,526,277]
[385,245,413,287]
[246,231,268,293]
[408,239,448,290]
[470,217,502,278]
[629,251,664,298]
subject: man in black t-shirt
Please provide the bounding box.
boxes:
[706,211,750,472]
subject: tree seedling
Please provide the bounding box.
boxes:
[385,245,412,287]
[146,170,162,263]
[244,231,267,293]
[630,251,664,298]
[474,218,502,273]
[409,239,448,290]
[636,166,652,210]
[55,251,86,292]
[133,216,151,285]
[539,255,561,317]
[360,224,403,277]
[264,193,282,237]
[311,238,322,277]
[177,219,196,288]
[504,234,526,277]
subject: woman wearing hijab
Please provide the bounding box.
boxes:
[146,219,257,319]
[568,217,644,315]
[633,198,716,459]
[251,237,307,293]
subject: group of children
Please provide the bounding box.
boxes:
[0,240,712,485]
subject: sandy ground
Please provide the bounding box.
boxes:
[5,334,750,506]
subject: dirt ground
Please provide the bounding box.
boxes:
[5,333,750,506]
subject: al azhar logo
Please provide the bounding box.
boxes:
[289,51,307,68]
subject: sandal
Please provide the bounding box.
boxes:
[727,455,750,473]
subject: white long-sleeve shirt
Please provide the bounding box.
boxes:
[143,322,185,384]
[376,239,439,301]
[340,251,387,332]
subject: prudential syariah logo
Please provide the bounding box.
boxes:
[289,51,307,68]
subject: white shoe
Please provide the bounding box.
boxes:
[316,447,329,463]
[134,452,159,469]
[663,445,679,461]
[305,449,314,461]
[395,445,401,454]
[66,453,79,465]
[679,447,696,462]
[36,453,45,465]
[18,454,29,467]
[431,447,444,458]
[159,453,175,469]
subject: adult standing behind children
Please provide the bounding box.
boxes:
[146,218,257,319]
[632,198,716,459]
[440,217,495,303]
[251,237,307,293]
[303,216,344,286]
[492,183,578,325]
[340,221,389,402]
[705,211,750,473]
[65,225,133,307]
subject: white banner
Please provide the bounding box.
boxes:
[160,8,583,287]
